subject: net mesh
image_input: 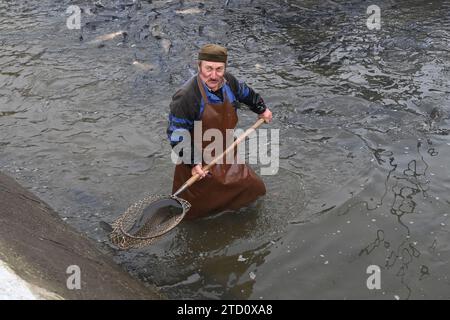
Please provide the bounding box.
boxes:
[109,194,190,249]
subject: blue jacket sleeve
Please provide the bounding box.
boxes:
[225,73,267,114]
[166,88,201,166]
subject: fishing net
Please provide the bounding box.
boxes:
[108,119,265,250]
[109,194,190,249]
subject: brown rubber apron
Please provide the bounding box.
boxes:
[172,76,266,220]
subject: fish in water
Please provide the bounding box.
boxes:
[150,24,165,39]
[132,61,154,71]
[429,107,444,121]
[88,31,126,44]
[175,8,203,15]
[161,39,172,54]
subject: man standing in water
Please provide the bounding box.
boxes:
[167,44,272,219]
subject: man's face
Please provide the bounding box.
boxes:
[198,61,226,91]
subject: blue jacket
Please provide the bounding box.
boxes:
[167,72,266,150]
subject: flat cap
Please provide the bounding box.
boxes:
[198,44,228,63]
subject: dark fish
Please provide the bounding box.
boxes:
[127,198,183,236]
[99,221,113,233]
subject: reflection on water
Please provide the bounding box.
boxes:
[1,0,449,299]
[356,139,443,299]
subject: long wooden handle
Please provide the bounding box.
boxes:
[173,118,266,197]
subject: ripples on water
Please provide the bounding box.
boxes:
[1,0,449,299]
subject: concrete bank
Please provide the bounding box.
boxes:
[0,171,162,300]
